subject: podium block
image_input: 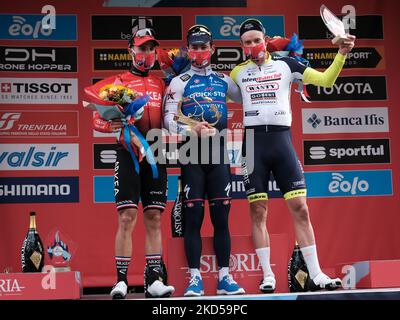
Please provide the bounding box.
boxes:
[167,234,289,296]
[336,260,400,289]
[0,271,81,300]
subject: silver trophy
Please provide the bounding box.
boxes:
[320,4,351,45]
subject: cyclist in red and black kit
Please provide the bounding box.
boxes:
[86,28,174,299]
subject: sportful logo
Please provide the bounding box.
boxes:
[0,14,77,40]
[304,139,390,165]
[195,16,285,40]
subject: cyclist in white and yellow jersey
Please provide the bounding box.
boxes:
[230,19,356,293]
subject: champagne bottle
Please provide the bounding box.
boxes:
[171,176,184,237]
[288,242,310,292]
[21,212,45,272]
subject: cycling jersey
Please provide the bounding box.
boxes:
[230,53,346,127]
[87,68,165,135]
[164,65,241,133]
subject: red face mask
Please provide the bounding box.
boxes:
[188,50,211,68]
[131,50,156,72]
[243,42,267,61]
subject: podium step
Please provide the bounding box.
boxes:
[0,270,81,300]
[336,260,400,289]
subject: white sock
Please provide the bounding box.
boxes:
[218,267,229,281]
[189,268,201,279]
[255,247,274,278]
[300,245,322,279]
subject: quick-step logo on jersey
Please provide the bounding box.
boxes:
[182,74,228,131]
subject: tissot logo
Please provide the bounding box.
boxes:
[304,139,390,165]
[303,47,384,69]
[0,47,77,72]
[0,78,78,104]
[298,15,383,40]
[210,47,245,71]
[302,107,389,134]
[91,16,182,41]
[305,76,387,101]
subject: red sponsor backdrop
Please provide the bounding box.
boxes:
[0,0,399,292]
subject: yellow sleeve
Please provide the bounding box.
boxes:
[230,66,241,85]
[303,52,346,88]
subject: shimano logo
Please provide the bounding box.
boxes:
[328,173,369,195]
[0,113,21,130]
[0,184,71,196]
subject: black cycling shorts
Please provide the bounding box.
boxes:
[114,145,167,212]
[241,125,306,202]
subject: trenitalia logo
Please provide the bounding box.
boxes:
[0,144,79,171]
[302,107,389,134]
[0,110,79,138]
[0,177,79,203]
[0,113,21,130]
[0,14,77,40]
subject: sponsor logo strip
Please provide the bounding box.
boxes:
[0,177,79,203]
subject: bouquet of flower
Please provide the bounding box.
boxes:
[84,79,157,178]
[267,33,311,102]
[157,47,191,84]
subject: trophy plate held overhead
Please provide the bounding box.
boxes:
[320,4,350,45]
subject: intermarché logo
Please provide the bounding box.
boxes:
[307,114,322,128]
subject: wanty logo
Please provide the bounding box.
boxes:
[0,113,21,130]
[328,173,369,195]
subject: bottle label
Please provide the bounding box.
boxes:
[30,251,42,270]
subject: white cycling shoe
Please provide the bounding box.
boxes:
[309,273,342,291]
[110,281,128,299]
[259,275,276,293]
[146,280,175,298]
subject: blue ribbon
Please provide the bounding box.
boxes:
[122,95,158,179]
